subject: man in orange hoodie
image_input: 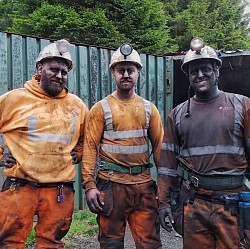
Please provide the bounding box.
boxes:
[82,43,163,249]
[0,39,88,249]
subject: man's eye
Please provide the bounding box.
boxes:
[51,68,57,72]
[202,67,212,72]
[118,70,125,74]
[190,70,197,75]
[61,71,68,76]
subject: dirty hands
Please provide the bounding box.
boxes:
[159,207,174,232]
[71,150,81,164]
[0,153,16,168]
[86,188,104,214]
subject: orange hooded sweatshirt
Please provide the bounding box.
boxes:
[0,75,88,183]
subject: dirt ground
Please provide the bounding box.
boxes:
[65,227,183,249]
[27,226,183,249]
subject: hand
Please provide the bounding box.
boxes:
[0,153,16,168]
[86,188,104,214]
[71,151,81,164]
[159,207,174,232]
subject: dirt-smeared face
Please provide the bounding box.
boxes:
[112,62,140,93]
[38,58,69,97]
[188,59,219,99]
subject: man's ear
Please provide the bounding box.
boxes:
[37,63,43,75]
[216,68,220,77]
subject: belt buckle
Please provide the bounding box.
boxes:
[191,176,199,187]
[99,160,105,168]
[35,182,43,187]
[129,167,132,174]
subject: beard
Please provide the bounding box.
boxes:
[40,73,64,97]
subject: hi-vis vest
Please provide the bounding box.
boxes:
[99,98,151,155]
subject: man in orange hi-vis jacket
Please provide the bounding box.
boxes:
[0,39,89,249]
[82,43,163,249]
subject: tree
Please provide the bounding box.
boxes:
[163,0,250,51]
[10,3,126,48]
[0,0,249,54]
[2,0,173,54]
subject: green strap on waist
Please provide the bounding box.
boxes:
[177,165,244,190]
[99,160,152,174]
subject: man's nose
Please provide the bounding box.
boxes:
[197,69,204,77]
[123,70,129,77]
[56,71,62,78]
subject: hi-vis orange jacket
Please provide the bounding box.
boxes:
[82,93,163,191]
[0,75,88,183]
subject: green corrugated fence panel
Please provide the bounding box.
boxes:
[78,45,90,106]
[0,32,8,94]
[11,35,24,89]
[26,37,38,80]
[89,46,100,106]
[138,53,147,98]
[165,57,174,120]
[0,31,172,210]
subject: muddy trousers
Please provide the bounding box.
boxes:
[97,180,162,249]
[183,198,250,249]
[0,183,74,249]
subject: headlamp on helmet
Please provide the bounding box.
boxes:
[120,43,133,59]
[190,37,204,54]
[56,39,70,55]
[109,43,142,69]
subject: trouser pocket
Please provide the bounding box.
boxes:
[97,177,113,216]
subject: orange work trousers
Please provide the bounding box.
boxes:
[0,182,74,249]
[183,197,250,249]
[97,180,162,249]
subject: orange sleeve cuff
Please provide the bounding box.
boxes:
[83,181,97,192]
[0,145,4,160]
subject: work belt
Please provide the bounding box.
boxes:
[8,177,74,189]
[99,160,152,174]
[177,165,245,190]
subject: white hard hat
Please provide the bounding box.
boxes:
[36,39,73,71]
[109,43,142,69]
[181,37,222,73]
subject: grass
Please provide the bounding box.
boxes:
[25,209,98,247]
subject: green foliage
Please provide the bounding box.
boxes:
[25,228,35,246]
[25,209,98,248]
[164,0,250,51]
[10,3,125,47]
[0,0,249,53]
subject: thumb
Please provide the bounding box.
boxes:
[98,191,105,206]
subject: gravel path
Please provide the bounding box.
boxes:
[26,226,183,249]
[66,227,183,249]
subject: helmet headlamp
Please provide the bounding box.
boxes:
[190,37,204,54]
[56,39,70,55]
[120,43,133,59]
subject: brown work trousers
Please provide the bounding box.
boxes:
[0,183,74,249]
[97,180,162,249]
[183,197,250,249]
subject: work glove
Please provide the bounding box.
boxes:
[71,150,81,164]
[0,153,16,168]
[159,207,174,232]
